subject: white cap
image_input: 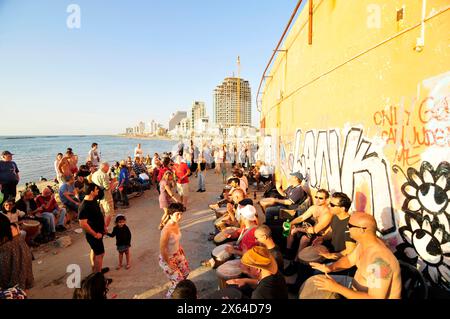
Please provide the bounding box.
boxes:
[240,205,257,221]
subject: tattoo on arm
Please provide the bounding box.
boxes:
[370,258,393,280]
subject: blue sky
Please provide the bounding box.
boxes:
[0,0,303,135]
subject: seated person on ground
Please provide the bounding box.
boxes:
[259,171,307,223]
[172,279,197,299]
[202,205,259,268]
[309,212,401,299]
[35,187,68,232]
[209,177,243,211]
[227,246,288,299]
[16,189,57,241]
[59,175,81,212]
[284,192,356,278]
[285,189,333,259]
[214,189,246,232]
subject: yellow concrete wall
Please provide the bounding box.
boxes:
[260,0,449,289]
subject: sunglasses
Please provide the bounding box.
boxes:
[315,196,325,200]
[329,202,340,207]
[348,223,366,230]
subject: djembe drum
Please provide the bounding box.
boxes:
[216,259,243,289]
[298,275,340,299]
[211,243,235,268]
[297,245,328,264]
[21,219,41,244]
[213,227,239,245]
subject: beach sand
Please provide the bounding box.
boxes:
[26,171,243,299]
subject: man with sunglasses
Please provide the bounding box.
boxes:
[313,192,357,259]
[285,189,333,259]
[310,212,401,299]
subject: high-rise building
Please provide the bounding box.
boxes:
[138,121,146,135]
[191,101,206,129]
[213,77,251,129]
[169,111,188,131]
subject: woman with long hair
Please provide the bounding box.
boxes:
[158,170,179,230]
[159,203,189,298]
[72,272,112,299]
[0,213,34,291]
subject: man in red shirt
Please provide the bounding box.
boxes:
[174,155,190,209]
[35,187,68,231]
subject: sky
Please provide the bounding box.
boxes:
[0,0,304,135]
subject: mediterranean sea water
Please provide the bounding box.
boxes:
[0,135,177,185]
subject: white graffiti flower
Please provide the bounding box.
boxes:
[399,214,450,288]
[401,161,450,232]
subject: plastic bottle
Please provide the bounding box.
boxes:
[282,220,291,237]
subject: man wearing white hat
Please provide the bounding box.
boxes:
[224,205,259,256]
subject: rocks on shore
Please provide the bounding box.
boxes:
[54,236,72,248]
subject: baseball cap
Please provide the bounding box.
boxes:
[290,171,304,181]
[2,151,14,156]
[240,204,257,221]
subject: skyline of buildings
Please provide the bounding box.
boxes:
[124,76,255,140]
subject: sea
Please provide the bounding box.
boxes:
[0,135,177,185]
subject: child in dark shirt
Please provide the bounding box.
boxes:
[108,215,132,270]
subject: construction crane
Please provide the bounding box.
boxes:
[237,56,241,127]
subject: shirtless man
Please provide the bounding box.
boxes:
[287,189,333,256]
[310,212,401,299]
[58,150,74,180]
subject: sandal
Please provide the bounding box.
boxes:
[200,259,214,268]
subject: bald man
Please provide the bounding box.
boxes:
[310,212,401,299]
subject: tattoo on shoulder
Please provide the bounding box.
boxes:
[370,258,393,280]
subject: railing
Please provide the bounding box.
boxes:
[255,0,304,113]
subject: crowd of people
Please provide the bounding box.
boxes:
[1,139,406,300]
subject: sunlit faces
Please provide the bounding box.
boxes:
[314,192,328,205]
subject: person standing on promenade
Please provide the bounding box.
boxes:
[197,156,207,192]
[87,143,101,169]
[158,170,179,230]
[67,148,79,176]
[159,203,189,299]
[174,155,190,209]
[134,144,143,159]
[58,150,75,180]
[92,162,117,229]
[78,183,109,274]
[117,160,130,208]
[54,153,63,184]
[0,151,20,206]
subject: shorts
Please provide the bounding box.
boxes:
[176,183,189,196]
[86,234,105,256]
[117,245,130,253]
[100,191,115,217]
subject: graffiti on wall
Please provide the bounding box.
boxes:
[372,72,450,167]
[395,161,450,289]
[290,127,396,234]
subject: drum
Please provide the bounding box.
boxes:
[211,243,235,268]
[214,227,239,245]
[214,207,228,219]
[298,275,340,299]
[216,259,243,289]
[207,287,243,299]
[297,245,328,264]
[21,219,41,243]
